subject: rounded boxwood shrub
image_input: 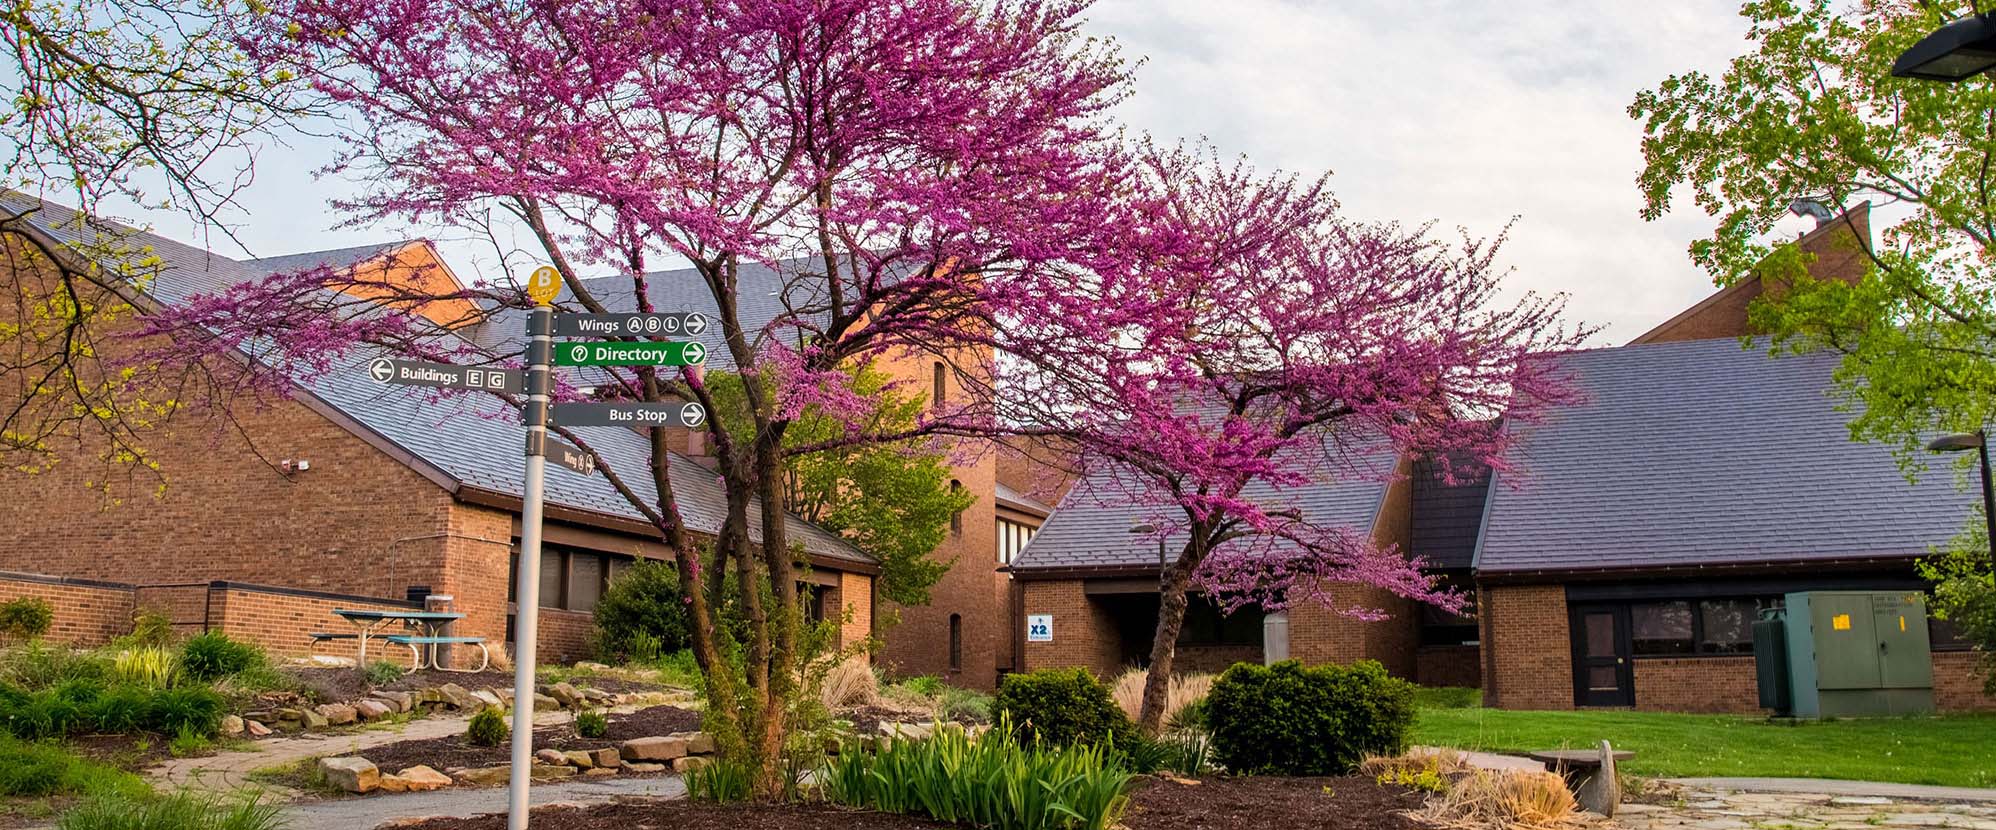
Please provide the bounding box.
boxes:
[467,706,509,746]
[591,560,690,664]
[1205,659,1415,776]
[992,667,1133,748]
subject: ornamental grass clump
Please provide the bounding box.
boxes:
[819,719,1133,830]
[1414,769,1579,830]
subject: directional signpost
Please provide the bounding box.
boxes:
[555,340,706,367]
[552,401,708,429]
[551,311,709,338]
[508,266,561,830]
[366,357,523,394]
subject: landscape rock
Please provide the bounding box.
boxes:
[469,689,504,711]
[531,764,577,781]
[275,708,304,722]
[243,711,276,722]
[564,750,596,769]
[674,731,718,755]
[620,736,689,761]
[244,720,272,738]
[219,715,244,736]
[532,693,560,710]
[534,748,569,766]
[372,691,414,712]
[302,708,330,729]
[398,766,452,791]
[576,662,612,672]
[548,682,583,708]
[437,683,478,709]
[318,756,380,794]
[585,767,618,777]
[377,775,411,794]
[623,763,665,773]
[453,766,510,787]
[493,688,514,704]
[671,755,711,774]
[586,748,620,768]
[315,703,358,726]
[354,700,393,721]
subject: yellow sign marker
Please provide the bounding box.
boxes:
[1900,615,1907,632]
[526,265,561,306]
[1832,613,1852,631]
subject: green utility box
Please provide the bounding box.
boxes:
[1773,591,1934,718]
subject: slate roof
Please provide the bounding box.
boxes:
[1407,451,1491,571]
[1009,434,1398,573]
[0,193,871,566]
[1473,337,1978,575]
[245,242,413,278]
[994,482,1052,516]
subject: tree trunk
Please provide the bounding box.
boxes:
[1137,539,1202,734]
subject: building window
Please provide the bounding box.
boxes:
[997,518,1037,564]
[1629,597,1779,656]
[949,614,963,671]
[949,480,963,534]
[514,546,630,613]
[1178,599,1262,646]
[932,361,946,410]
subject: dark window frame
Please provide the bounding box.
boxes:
[1624,596,1778,658]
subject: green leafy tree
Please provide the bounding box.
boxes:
[705,364,972,606]
[1919,522,1996,694]
[1632,0,1996,682]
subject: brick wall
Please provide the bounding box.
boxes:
[206,583,420,660]
[1288,582,1419,678]
[1934,652,1996,712]
[1632,657,1761,713]
[1018,580,1123,679]
[1416,645,1481,688]
[131,584,212,639]
[1480,584,1572,710]
[0,572,136,646]
[838,571,873,650]
[533,607,595,664]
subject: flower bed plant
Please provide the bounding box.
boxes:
[819,720,1133,830]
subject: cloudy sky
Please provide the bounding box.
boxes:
[118,0,1789,344]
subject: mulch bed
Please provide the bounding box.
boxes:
[390,774,1424,830]
[278,667,675,707]
[356,704,702,773]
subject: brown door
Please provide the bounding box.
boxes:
[1570,606,1633,707]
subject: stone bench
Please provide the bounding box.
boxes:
[1529,742,1633,817]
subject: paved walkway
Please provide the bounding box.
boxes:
[284,775,682,830]
[1620,785,1996,830]
[1671,779,1996,804]
[151,708,582,795]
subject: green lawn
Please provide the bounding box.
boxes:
[1412,706,1996,788]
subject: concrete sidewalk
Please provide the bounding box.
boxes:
[1670,778,1996,804]
[283,775,683,830]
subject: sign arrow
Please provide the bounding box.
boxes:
[683,314,708,335]
[680,402,707,428]
[369,358,395,383]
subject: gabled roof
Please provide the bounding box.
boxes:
[1474,337,1975,576]
[1,193,872,567]
[1009,434,1398,574]
[246,242,414,278]
[994,482,1052,517]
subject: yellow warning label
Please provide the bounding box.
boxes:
[1832,613,1852,631]
[1900,615,1907,632]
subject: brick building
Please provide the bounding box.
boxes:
[1008,207,1995,712]
[0,193,910,664]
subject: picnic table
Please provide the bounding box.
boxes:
[323,609,487,673]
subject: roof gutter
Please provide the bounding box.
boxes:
[1474,553,1922,585]
[1005,563,1162,581]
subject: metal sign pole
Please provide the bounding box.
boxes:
[507,302,554,830]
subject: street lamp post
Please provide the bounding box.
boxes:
[1928,430,1996,573]
[1893,14,1996,81]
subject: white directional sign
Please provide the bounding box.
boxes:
[550,401,708,429]
[552,312,710,338]
[366,357,522,394]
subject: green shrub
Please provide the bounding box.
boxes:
[113,647,179,689]
[993,668,1132,748]
[655,649,701,688]
[901,675,944,697]
[1,639,110,690]
[178,633,262,682]
[125,609,178,648]
[939,686,992,722]
[591,560,689,664]
[11,690,88,739]
[466,706,508,746]
[56,791,284,830]
[145,686,225,738]
[820,719,1133,830]
[0,597,53,641]
[86,686,152,734]
[574,710,608,739]
[685,758,754,803]
[168,726,213,758]
[1205,659,1415,776]
[0,734,147,800]
[362,661,407,687]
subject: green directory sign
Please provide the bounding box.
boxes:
[554,340,706,367]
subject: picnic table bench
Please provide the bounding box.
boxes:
[1530,742,1632,817]
[326,609,484,673]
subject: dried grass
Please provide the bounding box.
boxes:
[820,656,879,709]
[1358,748,1472,779]
[1414,769,1581,830]
[1109,668,1214,725]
